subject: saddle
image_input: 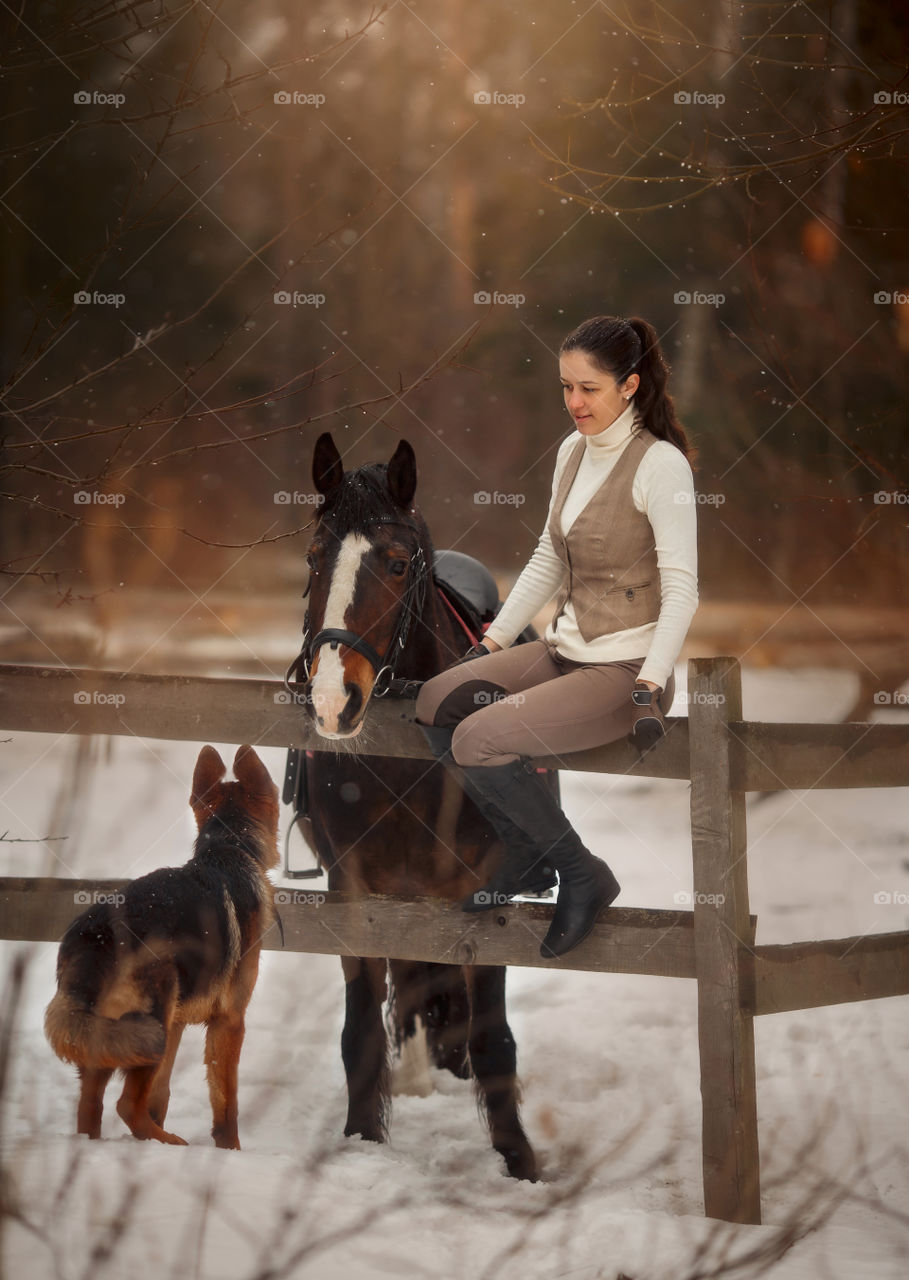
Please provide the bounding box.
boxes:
[432,549,500,630]
[431,549,539,649]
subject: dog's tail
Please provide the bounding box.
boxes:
[44,993,165,1069]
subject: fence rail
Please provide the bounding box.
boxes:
[1,658,908,1226]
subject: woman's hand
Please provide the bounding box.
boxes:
[447,637,501,669]
[629,681,665,755]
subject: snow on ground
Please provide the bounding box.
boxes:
[1,665,908,1279]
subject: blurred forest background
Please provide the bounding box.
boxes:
[1,0,907,684]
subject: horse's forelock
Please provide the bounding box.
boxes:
[317,462,391,540]
[317,461,426,548]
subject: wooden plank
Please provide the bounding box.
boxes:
[754,932,909,1015]
[688,657,761,1225]
[5,664,908,790]
[0,877,697,979]
[733,721,909,791]
[0,663,690,779]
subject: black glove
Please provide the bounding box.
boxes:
[629,681,665,755]
[449,642,491,669]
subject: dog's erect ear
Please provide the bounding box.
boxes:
[312,432,344,498]
[233,744,278,799]
[192,745,226,810]
[386,438,416,509]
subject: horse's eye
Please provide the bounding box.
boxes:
[389,559,407,577]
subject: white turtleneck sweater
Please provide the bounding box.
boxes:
[483,400,699,690]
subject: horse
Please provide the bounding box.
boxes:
[285,431,539,1181]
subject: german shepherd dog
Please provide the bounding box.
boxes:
[45,744,279,1149]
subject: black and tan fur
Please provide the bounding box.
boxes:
[45,744,279,1149]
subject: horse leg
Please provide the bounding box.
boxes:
[340,955,390,1142]
[465,964,538,1182]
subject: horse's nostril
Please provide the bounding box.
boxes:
[344,683,363,719]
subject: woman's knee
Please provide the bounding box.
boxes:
[415,669,508,728]
[414,676,443,726]
[451,712,522,768]
[451,716,487,767]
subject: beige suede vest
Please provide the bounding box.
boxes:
[547,427,661,641]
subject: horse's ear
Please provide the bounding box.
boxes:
[387,438,417,509]
[313,432,344,497]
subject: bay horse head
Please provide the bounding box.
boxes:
[300,432,431,739]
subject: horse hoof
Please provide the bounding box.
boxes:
[500,1143,539,1182]
[344,1124,385,1144]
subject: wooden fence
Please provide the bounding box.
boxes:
[1,657,908,1225]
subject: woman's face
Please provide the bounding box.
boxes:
[559,350,639,435]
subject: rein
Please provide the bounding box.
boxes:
[284,514,430,701]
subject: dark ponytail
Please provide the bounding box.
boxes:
[560,314,696,466]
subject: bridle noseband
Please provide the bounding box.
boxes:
[284,514,429,700]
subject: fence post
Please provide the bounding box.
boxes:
[688,656,760,1224]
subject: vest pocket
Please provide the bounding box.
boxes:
[601,579,652,601]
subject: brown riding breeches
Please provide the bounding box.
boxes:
[414,639,675,767]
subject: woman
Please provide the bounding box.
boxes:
[415,315,698,959]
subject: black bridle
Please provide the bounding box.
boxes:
[284,515,430,700]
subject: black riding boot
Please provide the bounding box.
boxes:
[456,756,621,958]
[419,724,557,911]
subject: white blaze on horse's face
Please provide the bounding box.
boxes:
[310,532,372,738]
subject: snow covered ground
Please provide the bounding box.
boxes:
[1,665,908,1279]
